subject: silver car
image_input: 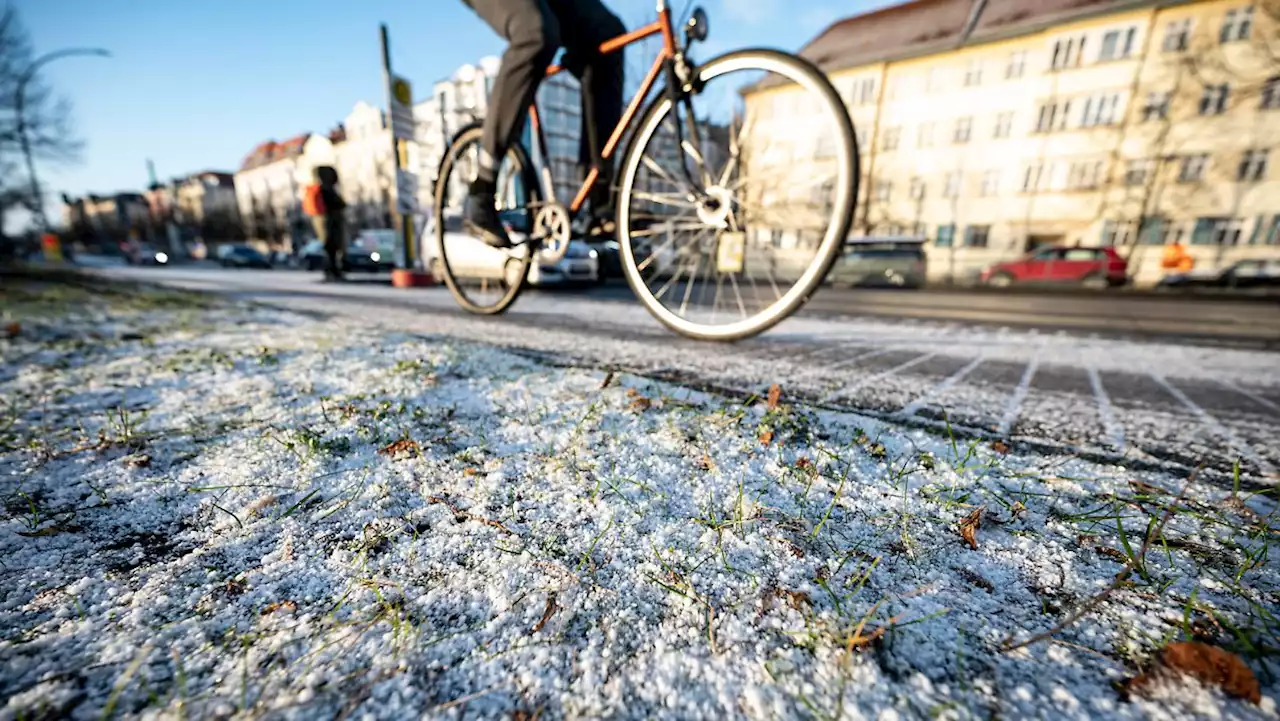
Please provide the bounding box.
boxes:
[826,238,927,289]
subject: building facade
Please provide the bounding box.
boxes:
[233,135,311,250]
[744,0,1279,285]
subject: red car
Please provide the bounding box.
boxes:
[981,246,1128,289]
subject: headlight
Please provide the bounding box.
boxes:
[370,252,381,262]
[588,249,598,259]
[686,7,708,43]
[155,252,168,264]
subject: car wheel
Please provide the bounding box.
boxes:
[986,272,1014,288]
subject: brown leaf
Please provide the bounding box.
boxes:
[992,440,1011,454]
[4,322,19,339]
[766,384,781,411]
[225,578,247,597]
[1127,642,1261,704]
[463,467,479,477]
[378,438,420,458]
[629,396,651,412]
[958,505,985,550]
[531,592,558,634]
[261,600,298,615]
[16,524,81,538]
[599,371,615,389]
[1096,546,1128,562]
[758,430,774,446]
[796,457,812,469]
[123,453,151,468]
[697,454,715,471]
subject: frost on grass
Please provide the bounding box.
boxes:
[2,280,1279,720]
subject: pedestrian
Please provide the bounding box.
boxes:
[303,165,348,281]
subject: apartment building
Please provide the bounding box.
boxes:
[233,135,311,249]
[743,0,1279,284]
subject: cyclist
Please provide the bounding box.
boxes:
[459,0,625,248]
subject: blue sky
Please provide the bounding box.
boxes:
[17,0,888,222]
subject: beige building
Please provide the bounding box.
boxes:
[744,0,1279,285]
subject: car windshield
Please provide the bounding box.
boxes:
[843,244,924,260]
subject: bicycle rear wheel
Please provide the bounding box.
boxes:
[433,124,540,315]
[617,49,858,341]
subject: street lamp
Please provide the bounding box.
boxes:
[15,47,110,231]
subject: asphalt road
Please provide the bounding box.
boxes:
[79,263,1280,485]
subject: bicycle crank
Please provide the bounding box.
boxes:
[534,204,572,263]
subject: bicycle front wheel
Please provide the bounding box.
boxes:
[617,49,858,341]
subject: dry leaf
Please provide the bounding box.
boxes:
[531,592,558,634]
[958,505,985,550]
[378,438,420,457]
[1128,480,1169,497]
[225,578,247,597]
[1096,546,1128,562]
[122,453,151,468]
[697,454,715,471]
[629,396,651,412]
[600,371,615,389]
[4,322,19,338]
[463,467,479,477]
[261,600,297,615]
[758,429,774,446]
[992,440,1011,454]
[1126,642,1261,704]
[766,384,782,411]
[17,524,80,538]
[796,457,812,469]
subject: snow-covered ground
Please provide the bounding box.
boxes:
[3,279,1278,720]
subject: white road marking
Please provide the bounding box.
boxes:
[1088,366,1125,452]
[1150,373,1276,478]
[897,354,986,418]
[820,352,937,404]
[1216,378,1280,415]
[997,348,1042,438]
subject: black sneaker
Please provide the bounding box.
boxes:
[464,188,512,249]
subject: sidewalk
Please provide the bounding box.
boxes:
[1,276,1276,720]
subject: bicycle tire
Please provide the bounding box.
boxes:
[433,123,540,315]
[616,48,859,342]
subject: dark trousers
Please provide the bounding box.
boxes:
[312,216,345,278]
[463,0,625,213]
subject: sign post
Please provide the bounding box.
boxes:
[381,24,433,287]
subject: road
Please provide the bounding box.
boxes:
[82,263,1280,484]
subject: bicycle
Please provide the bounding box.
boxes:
[431,1,859,341]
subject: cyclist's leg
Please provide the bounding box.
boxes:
[549,0,624,230]
[461,0,561,246]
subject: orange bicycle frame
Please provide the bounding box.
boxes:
[527,4,679,215]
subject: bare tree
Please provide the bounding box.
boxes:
[0,5,84,241]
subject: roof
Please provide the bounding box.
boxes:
[238,134,312,171]
[761,0,1160,87]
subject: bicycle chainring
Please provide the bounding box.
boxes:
[534,204,573,263]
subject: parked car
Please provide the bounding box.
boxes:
[427,213,599,286]
[217,244,273,269]
[1157,259,1280,291]
[981,246,1128,289]
[826,237,927,289]
[587,239,622,280]
[126,242,170,266]
[299,238,394,273]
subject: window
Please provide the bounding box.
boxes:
[918,122,935,148]
[953,116,973,143]
[882,126,902,151]
[1199,84,1230,115]
[854,77,877,105]
[1238,149,1268,181]
[1051,35,1086,70]
[944,171,962,198]
[964,59,983,86]
[909,176,926,200]
[1099,27,1138,61]
[1100,220,1137,247]
[1179,154,1208,182]
[1192,217,1244,245]
[1124,159,1155,186]
[1219,6,1253,43]
[925,67,942,92]
[1262,76,1280,110]
[1006,51,1027,79]
[1163,19,1191,52]
[993,111,1014,138]
[1022,163,1046,192]
[874,180,892,202]
[936,224,956,247]
[1035,101,1072,132]
[980,170,1000,196]
[964,225,991,248]
[1142,91,1171,122]
[1067,160,1104,190]
[1081,94,1121,127]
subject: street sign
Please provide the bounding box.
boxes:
[389,75,416,141]
[395,169,419,215]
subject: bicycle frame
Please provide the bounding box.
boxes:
[526,1,681,216]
